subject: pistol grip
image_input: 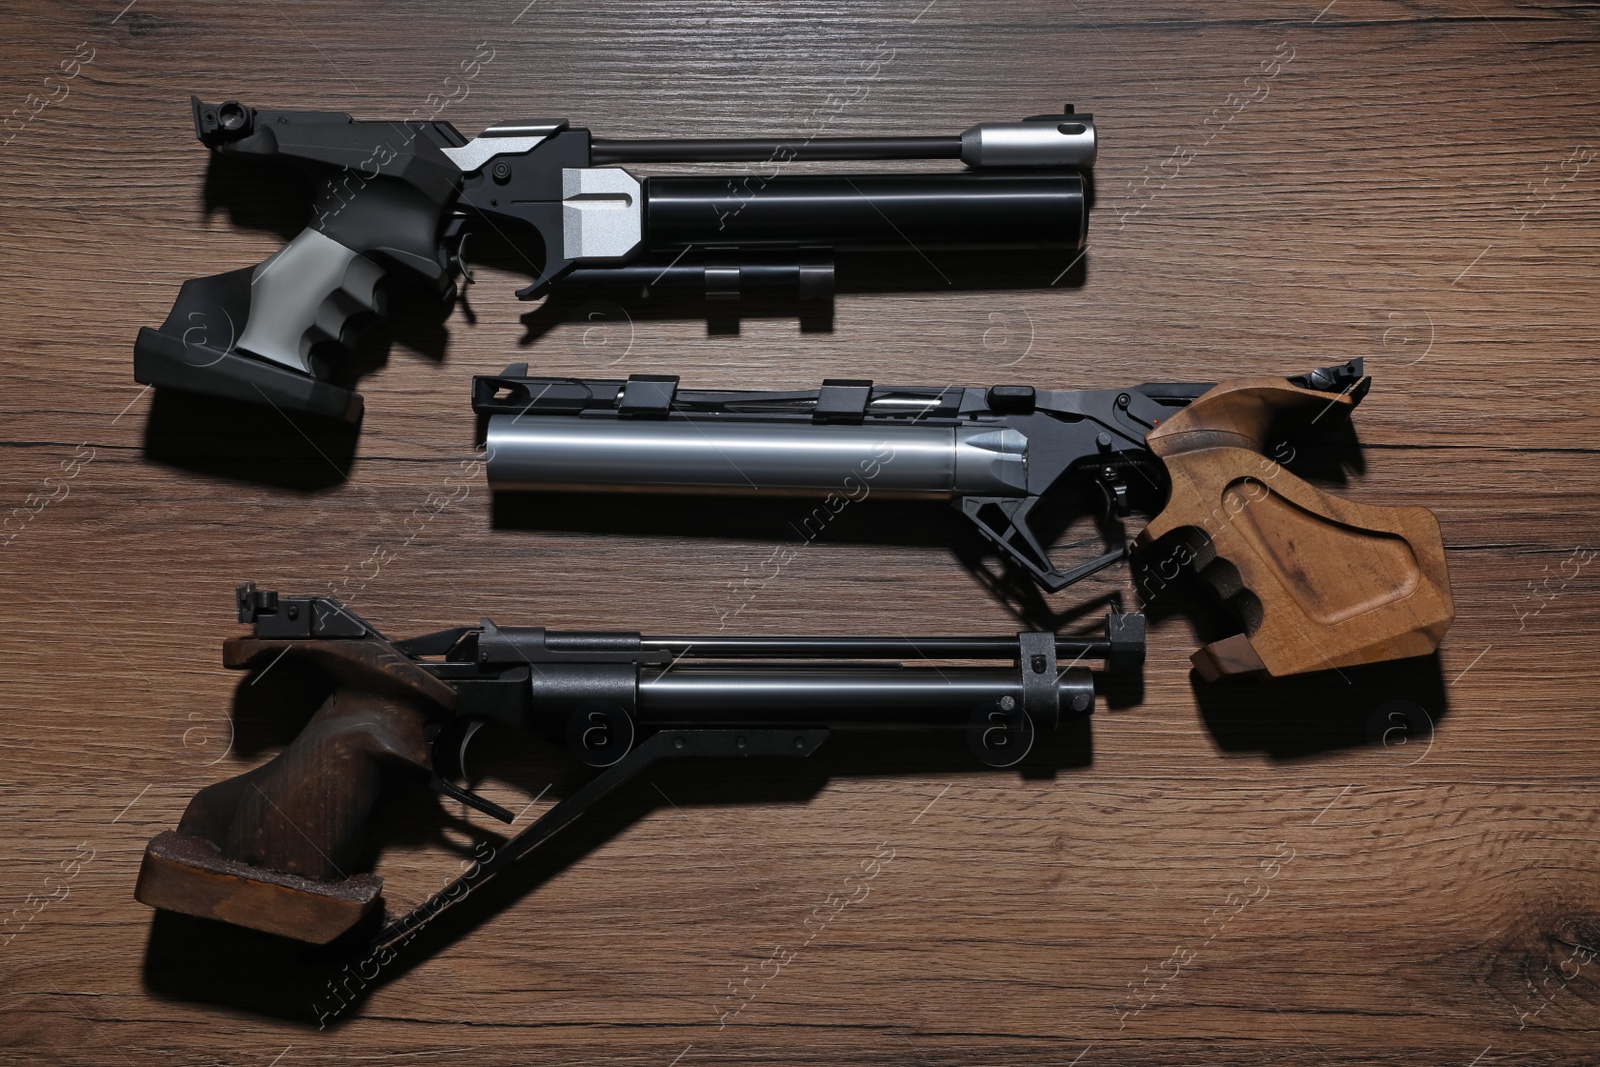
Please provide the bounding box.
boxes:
[134,98,465,420]
[1135,377,1454,680]
[234,228,388,380]
[135,638,456,943]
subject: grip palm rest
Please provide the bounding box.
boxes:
[136,829,383,944]
[134,637,456,943]
[1134,374,1454,680]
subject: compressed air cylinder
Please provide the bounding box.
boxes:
[483,417,1030,497]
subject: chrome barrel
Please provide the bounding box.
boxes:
[484,416,1029,497]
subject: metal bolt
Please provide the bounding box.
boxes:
[736,735,747,750]
[1071,693,1091,713]
[1116,393,1131,409]
[491,160,512,183]
[999,695,1016,711]
[674,736,685,750]
[286,604,299,620]
[1096,432,1113,451]
[1031,654,1047,674]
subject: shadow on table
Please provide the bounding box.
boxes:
[510,244,1089,349]
[1192,652,1449,760]
[1132,554,1452,759]
[488,480,1138,637]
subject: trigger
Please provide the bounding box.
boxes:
[1095,465,1130,518]
[428,719,514,823]
[448,230,475,285]
[430,773,515,824]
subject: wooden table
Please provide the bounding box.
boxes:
[3,1,1596,1063]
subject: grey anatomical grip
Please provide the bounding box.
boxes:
[484,416,1029,497]
[236,228,384,376]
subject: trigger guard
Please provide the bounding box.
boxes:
[959,495,1127,593]
[514,258,578,301]
[457,720,487,781]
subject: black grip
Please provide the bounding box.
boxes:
[133,98,469,419]
[192,97,464,282]
[132,264,366,421]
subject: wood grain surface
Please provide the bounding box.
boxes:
[3,0,1598,1063]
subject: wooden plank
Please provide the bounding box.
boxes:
[1,0,1598,1063]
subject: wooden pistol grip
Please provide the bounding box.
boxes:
[1135,377,1454,680]
[135,638,457,943]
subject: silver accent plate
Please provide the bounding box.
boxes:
[440,119,568,173]
[561,167,643,261]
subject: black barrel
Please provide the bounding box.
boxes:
[633,667,1091,728]
[560,249,835,299]
[643,173,1086,250]
[593,136,961,165]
